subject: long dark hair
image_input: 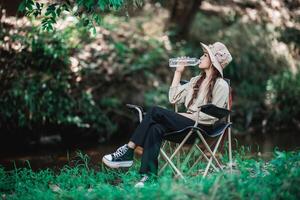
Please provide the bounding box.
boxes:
[187,67,221,108]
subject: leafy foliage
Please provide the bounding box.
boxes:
[17,0,138,32]
[265,70,300,126]
[0,20,117,138]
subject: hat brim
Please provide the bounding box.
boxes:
[200,42,223,77]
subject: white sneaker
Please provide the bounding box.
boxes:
[134,175,149,188]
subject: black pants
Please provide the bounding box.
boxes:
[130,105,213,175]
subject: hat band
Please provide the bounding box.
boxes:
[208,44,227,69]
[208,45,222,68]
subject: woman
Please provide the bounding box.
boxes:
[102,41,233,187]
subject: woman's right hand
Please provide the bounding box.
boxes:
[175,60,187,73]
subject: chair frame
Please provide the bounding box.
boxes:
[158,105,232,179]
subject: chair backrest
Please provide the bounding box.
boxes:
[223,78,232,111]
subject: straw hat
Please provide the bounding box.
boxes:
[200,42,233,77]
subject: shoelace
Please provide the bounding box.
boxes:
[112,145,128,158]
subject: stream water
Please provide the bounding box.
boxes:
[0,130,299,171]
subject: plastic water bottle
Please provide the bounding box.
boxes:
[169,56,200,67]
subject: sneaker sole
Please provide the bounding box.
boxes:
[102,157,133,168]
[134,182,144,188]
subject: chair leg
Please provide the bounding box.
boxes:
[181,140,199,171]
[188,152,204,174]
[202,132,225,177]
[196,131,224,170]
[159,130,193,175]
[160,149,185,180]
[158,141,168,160]
[228,126,233,173]
[176,143,181,169]
[195,145,219,171]
[187,143,219,175]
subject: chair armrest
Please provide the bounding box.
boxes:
[126,103,144,112]
[126,103,145,122]
[197,103,231,119]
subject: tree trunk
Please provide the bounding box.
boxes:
[0,0,23,16]
[164,0,203,40]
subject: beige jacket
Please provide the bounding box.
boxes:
[168,74,229,125]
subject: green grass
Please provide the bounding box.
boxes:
[0,147,299,200]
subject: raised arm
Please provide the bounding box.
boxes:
[170,71,183,87]
[168,64,188,104]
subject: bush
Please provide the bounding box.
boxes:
[0,19,116,139]
[265,70,300,128]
